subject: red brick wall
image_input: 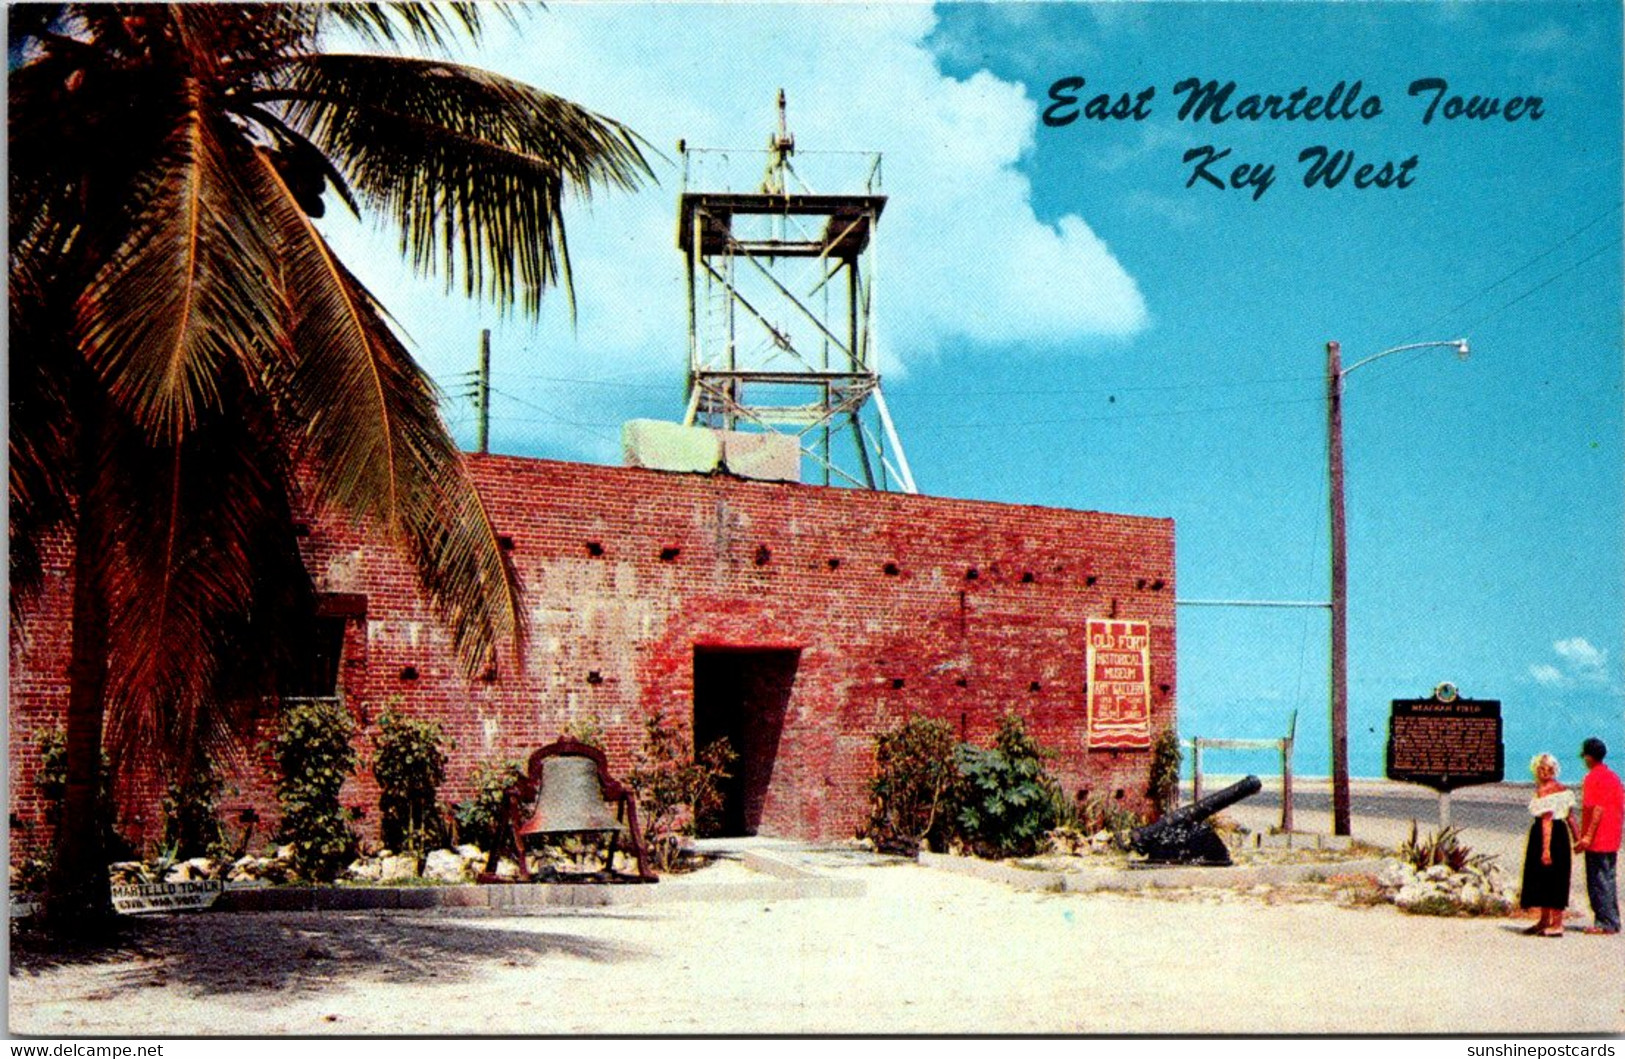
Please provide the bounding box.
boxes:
[9,456,1176,855]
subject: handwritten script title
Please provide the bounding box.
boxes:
[1042,78,1545,201]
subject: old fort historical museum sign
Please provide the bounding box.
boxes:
[1385,686,1504,792]
[1086,618,1153,750]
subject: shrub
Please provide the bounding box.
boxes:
[453,758,525,851]
[865,715,960,854]
[1147,726,1182,819]
[1399,822,1496,874]
[626,710,735,871]
[34,729,132,860]
[560,715,606,749]
[372,709,449,856]
[953,714,1063,858]
[160,756,230,861]
[1065,791,1145,836]
[272,699,358,881]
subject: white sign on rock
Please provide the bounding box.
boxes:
[110,879,224,915]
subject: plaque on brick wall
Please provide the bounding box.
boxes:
[1385,693,1503,792]
[1086,618,1152,750]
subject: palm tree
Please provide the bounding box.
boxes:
[8,3,650,932]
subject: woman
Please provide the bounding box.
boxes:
[1520,753,1579,936]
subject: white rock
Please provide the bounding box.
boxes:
[344,858,382,882]
[1460,884,1483,906]
[1394,884,1431,908]
[274,844,296,862]
[163,863,194,883]
[378,854,418,882]
[423,849,468,883]
[494,857,520,880]
[1377,860,1409,889]
[455,844,483,861]
[1423,864,1451,882]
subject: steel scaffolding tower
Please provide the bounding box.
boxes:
[677,92,916,492]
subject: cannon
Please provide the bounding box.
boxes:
[1124,774,1263,866]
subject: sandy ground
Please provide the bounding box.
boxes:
[9,847,1622,1036]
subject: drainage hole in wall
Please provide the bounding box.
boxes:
[586,670,603,685]
[585,541,605,557]
[965,567,980,581]
[659,546,681,562]
[399,665,418,681]
[891,678,905,690]
[1028,680,1041,692]
[754,544,772,566]
[1086,575,1099,587]
[882,562,900,576]
[1021,571,1036,584]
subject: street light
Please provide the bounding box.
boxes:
[1326,338,1470,837]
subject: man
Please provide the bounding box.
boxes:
[1574,736,1622,935]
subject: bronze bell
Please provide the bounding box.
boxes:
[518,755,626,835]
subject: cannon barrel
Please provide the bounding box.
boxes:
[1125,774,1263,865]
[1149,774,1263,831]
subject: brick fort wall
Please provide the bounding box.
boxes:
[8,455,1175,856]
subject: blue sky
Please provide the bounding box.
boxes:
[323,2,1623,779]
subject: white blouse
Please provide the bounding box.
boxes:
[1529,789,1575,818]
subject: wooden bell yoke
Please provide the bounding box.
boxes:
[479,737,657,883]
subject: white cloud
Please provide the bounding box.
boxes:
[1529,637,1611,689]
[1530,664,1566,689]
[321,4,1148,452]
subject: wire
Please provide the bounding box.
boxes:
[906,393,1324,434]
[1401,202,1623,344]
[485,386,624,447]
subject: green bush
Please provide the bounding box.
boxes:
[953,714,1062,858]
[372,709,449,856]
[160,756,230,861]
[560,715,606,749]
[453,758,525,851]
[627,710,735,870]
[1147,726,1182,819]
[865,715,959,853]
[272,699,358,881]
[35,728,132,860]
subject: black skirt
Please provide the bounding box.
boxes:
[1519,817,1573,910]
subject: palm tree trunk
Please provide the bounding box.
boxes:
[43,397,116,934]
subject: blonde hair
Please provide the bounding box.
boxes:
[1530,753,1560,780]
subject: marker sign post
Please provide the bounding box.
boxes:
[1385,684,1503,827]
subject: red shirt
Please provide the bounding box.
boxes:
[1582,763,1624,854]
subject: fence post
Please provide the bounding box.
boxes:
[1281,735,1294,833]
[1192,739,1204,804]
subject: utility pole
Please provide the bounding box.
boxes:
[475,328,491,456]
[1326,336,1468,840]
[1326,340,1352,837]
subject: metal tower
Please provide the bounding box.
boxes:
[678,92,916,492]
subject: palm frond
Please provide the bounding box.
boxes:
[98,394,303,769]
[252,146,524,672]
[255,52,651,317]
[74,91,288,443]
[316,3,486,52]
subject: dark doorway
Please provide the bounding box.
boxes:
[692,647,798,837]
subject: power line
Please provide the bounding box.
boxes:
[1402,202,1623,344]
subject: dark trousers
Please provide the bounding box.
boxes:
[1585,851,1619,931]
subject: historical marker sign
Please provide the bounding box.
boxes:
[1385,693,1503,792]
[110,879,224,915]
[1086,618,1152,750]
